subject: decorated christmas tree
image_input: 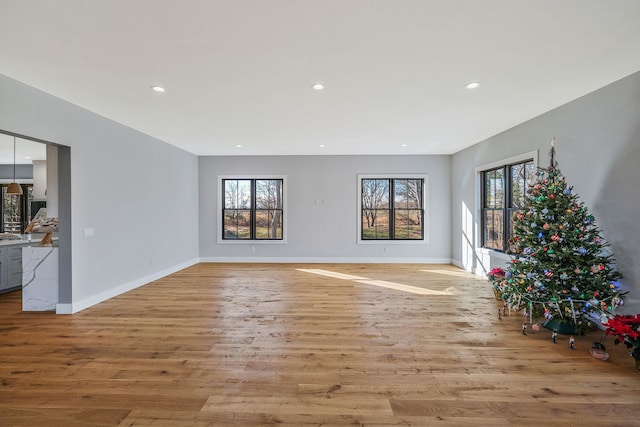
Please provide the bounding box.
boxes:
[492,139,624,334]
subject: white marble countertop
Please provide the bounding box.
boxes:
[0,234,56,247]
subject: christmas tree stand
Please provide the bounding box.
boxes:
[542,318,580,335]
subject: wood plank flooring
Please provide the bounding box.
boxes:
[1,263,639,426]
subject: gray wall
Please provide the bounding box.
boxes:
[0,73,200,311]
[199,155,451,262]
[4,67,638,313]
[451,71,640,314]
[0,164,32,180]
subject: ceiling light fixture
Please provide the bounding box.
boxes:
[465,82,480,89]
[235,144,242,148]
[7,136,23,195]
[319,144,325,148]
[311,83,324,91]
[151,85,165,93]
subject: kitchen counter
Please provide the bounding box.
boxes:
[23,246,58,311]
[0,234,59,312]
[0,233,57,247]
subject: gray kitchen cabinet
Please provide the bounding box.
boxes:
[0,246,23,293]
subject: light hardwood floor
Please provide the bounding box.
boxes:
[1,263,639,426]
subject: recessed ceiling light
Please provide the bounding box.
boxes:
[151,85,165,93]
[401,144,408,147]
[465,82,480,89]
[319,144,325,148]
[235,144,242,148]
[311,83,324,91]
[24,156,32,160]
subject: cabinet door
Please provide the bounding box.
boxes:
[0,247,7,291]
[7,247,22,288]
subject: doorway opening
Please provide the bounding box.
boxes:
[0,130,71,312]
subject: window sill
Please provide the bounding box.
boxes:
[217,239,287,245]
[478,247,512,261]
[357,239,426,245]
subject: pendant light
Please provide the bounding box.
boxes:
[7,136,23,195]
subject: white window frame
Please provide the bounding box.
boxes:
[217,175,288,244]
[357,174,429,245]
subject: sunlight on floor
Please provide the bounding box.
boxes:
[297,268,459,296]
[420,269,483,279]
[296,269,369,280]
[354,279,459,295]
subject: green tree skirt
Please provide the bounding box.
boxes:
[542,318,580,335]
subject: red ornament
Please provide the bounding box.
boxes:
[550,194,555,199]
[594,291,599,297]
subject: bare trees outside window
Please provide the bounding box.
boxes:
[361,178,424,240]
[223,178,283,240]
[481,160,534,251]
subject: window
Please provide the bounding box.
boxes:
[222,178,284,241]
[360,177,425,241]
[481,160,535,251]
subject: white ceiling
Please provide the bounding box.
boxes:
[0,134,47,165]
[1,0,639,157]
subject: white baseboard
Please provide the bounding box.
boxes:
[451,258,485,276]
[55,258,199,314]
[451,258,464,269]
[473,266,487,277]
[198,256,453,264]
